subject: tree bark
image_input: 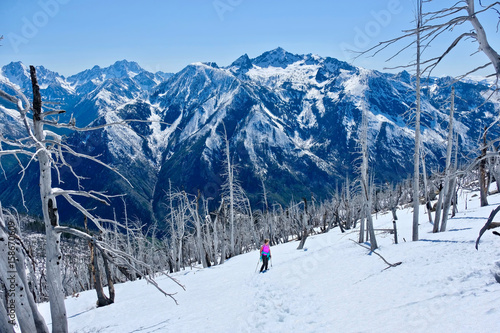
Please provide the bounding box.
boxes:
[0,293,14,333]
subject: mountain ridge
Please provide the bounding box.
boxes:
[0,48,498,227]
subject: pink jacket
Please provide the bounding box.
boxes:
[260,244,270,257]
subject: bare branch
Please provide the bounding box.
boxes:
[422,32,477,76]
[0,149,34,157]
[350,239,402,270]
[466,0,500,79]
[14,154,28,211]
[52,188,111,206]
[351,30,417,61]
[476,204,500,249]
[423,4,467,21]
[57,141,133,188]
[60,193,107,232]
[0,89,19,106]
[452,62,493,82]
[40,110,66,118]
[43,118,172,132]
[357,1,500,80]
[54,226,185,303]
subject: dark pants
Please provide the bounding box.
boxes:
[260,255,269,272]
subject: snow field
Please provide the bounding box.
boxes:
[38,189,500,332]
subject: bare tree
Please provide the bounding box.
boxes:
[1,67,71,332]
[412,0,423,241]
[358,99,378,249]
[219,124,253,257]
[439,86,457,232]
[0,204,49,333]
[356,0,500,238]
[0,67,180,332]
[220,123,236,257]
[185,191,208,268]
[83,216,115,307]
[360,1,500,81]
[432,87,457,232]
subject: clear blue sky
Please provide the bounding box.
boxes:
[0,0,498,78]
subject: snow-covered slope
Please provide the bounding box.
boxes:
[37,189,500,332]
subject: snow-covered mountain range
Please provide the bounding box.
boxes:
[0,48,498,226]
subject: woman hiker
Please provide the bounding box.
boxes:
[259,239,271,272]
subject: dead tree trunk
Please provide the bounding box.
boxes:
[0,206,49,333]
[476,204,500,249]
[366,177,378,250]
[219,204,227,265]
[101,250,115,302]
[412,0,423,242]
[85,217,113,307]
[190,191,208,268]
[90,242,113,307]
[359,101,377,249]
[222,124,235,257]
[440,86,456,232]
[479,126,489,207]
[421,152,433,224]
[31,66,69,333]
[297,198,309,250]
[433,182,444,233]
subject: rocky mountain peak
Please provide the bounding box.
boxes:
[251,47,304,68]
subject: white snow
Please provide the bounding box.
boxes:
[148,103,180,167]
[240,106,292,173]
[55,76,76,94]
[0,63,30,90]
[246,60,322,91]
[297,101,317,129]
[0,104,21,121]
[95,89,114,107]
[103,110,149,165]
[35,188,500,332]
[291,131,316,151]
[341,69,370,102]
[327,91,340,103]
